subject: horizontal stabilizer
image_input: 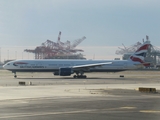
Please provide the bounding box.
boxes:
[134,62,151,67]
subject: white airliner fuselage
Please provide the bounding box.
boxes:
[3,41,151,78]
[4,59,138,72]
[3,59,138,78]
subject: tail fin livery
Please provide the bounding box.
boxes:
[129,41,150,66]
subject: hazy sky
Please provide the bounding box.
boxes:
[0,0,160,61]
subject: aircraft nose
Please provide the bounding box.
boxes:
[3,64,7,69]
[3,63,10,70]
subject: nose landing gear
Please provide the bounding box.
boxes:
[14,74,17,78]
[12,72,17,78]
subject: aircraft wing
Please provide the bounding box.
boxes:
[72,62,112,69]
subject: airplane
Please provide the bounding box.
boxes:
[3,41,151,78]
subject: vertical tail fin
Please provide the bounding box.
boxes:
[129,41,150,66]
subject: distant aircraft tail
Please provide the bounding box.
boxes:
[129,41,151,66]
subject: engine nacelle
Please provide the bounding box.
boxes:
[59,68,73,76]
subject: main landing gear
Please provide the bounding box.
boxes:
[73,75,87,78]
[73,71,87,78]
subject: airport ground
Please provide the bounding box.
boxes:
[0,70,160,120]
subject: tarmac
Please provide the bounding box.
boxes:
[0,70,160,120]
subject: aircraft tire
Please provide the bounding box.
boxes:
[73,75,87,79]
[83,75,87,78]
[73,75,77,78]
[78,75,87,79]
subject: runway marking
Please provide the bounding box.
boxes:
[120,107,136,109]
[0,110,97,119]
[140,110,160,113]
[0,107,138,119]
[13,100,28,103]
[0,96,72,102]
[142,95,160,98]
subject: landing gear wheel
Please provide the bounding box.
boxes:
[14,75,17,78]
[13,72,17,78]
[73,75,87,79]
[73,75,77,78]
[83,75,87,78]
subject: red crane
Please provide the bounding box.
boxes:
[24,31,86,59]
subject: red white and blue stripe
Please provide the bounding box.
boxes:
[129,42,150,66]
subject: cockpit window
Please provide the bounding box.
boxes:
[7,63,10,65]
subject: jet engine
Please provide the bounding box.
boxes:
[53,68,73,76]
